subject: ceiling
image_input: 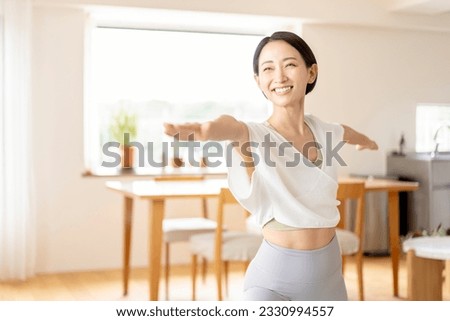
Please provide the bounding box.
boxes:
[388,0,450,15]
[32,0,450,33]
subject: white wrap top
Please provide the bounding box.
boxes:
[227,114,344,228]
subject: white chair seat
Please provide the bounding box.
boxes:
[336,228,359,255]
[163,218,217,243]
[190,231,262,261]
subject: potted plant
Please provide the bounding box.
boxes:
[109,109,137,169]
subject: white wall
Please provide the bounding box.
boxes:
[31,5,450,273]
[33,7,101,272]
[32,7,146,273]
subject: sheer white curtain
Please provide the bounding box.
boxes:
[0,0,35,280]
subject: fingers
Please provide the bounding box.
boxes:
[163,123,177,136]
[163,122,201,140]
[163,123,182,139]
[366,140,379,150]
[355,141,379,151]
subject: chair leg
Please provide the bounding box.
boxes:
[224,261,229,298]
[164,243,170,300]
[201,258,208,284]
[215,258,223,301]
[356,253,364,301]
[341,255,346,274]
[191,254,198,301]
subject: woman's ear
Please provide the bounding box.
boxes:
[308,64,318,84]
[254,73,260,87]
[254,73,267,99]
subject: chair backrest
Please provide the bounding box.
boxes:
[336,181,366,240]
[214,188,248,262]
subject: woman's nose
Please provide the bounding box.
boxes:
[274,67,287,83]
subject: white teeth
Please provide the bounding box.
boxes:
[274,86,292,94]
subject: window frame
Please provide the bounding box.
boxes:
[416,103,450,153]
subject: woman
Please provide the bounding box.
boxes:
[164,31,378,301]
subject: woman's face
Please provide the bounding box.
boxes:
[255,40,317,108]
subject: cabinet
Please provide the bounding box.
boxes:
[387,154,450,232]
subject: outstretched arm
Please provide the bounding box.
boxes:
[342,124,378,150]
[164,115,248,143]
[164,115,255,175]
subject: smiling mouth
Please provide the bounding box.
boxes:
[272,86,293,94]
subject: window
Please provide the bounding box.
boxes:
[416,104,450,153]
[84,9,301,174]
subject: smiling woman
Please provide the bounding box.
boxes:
[164,31,378,301]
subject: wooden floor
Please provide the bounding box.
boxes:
[1,256,448,301]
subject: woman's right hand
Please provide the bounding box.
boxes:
[163,122,211,141]
[164,115,248,143]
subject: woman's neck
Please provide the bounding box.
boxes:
[268,104,307,136]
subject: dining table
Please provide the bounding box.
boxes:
[106,177,228,300]
[106,176,419,300]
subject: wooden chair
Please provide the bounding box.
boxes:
[157,175,217,300]
[335,181,366,301]
[189,188,263,300]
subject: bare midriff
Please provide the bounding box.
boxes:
[262,226,336,250]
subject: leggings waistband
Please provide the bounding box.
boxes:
[264,234,338,257]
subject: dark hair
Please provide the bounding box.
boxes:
[253,31,318,95]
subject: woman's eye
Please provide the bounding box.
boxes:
[263,67,273,72]
[286,63,296,68]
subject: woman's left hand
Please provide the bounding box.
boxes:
[355,140,378,151]
[343,125,378,151]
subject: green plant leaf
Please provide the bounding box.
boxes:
[109,109,137,146]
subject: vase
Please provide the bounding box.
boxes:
[121,145,135,169]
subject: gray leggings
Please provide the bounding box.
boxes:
[244,236,348,301]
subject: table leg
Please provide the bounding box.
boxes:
[337,200,347,273]
[123,196,133,296]
[148,199,164,300]
[388,191,400,297]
